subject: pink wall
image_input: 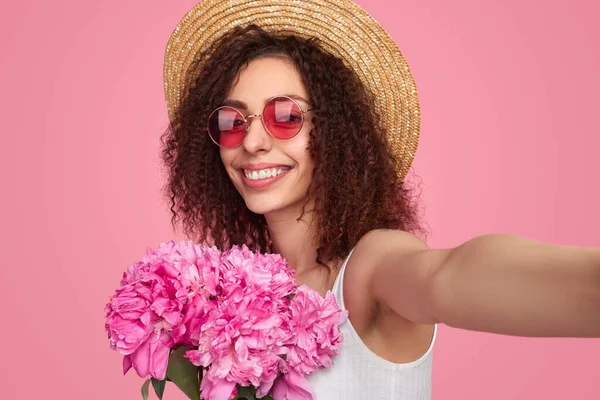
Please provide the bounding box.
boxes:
[1,0,599,398]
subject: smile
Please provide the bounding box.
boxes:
[239,167,293,189]
[243,167,291,180]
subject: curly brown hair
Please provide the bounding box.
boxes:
[160,24,429,269]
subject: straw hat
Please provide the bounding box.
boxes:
[163,0,420,181]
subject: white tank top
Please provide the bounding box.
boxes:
[307,246,437,399]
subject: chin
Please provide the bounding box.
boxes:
[244,195,308,216]
[244,199,284,215]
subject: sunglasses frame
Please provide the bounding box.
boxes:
[205,95,314,148]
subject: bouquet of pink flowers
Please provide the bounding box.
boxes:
[104,241,347,400]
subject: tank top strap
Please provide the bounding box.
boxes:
[331,246,356,310]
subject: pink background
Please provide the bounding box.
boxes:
[1,0,599,398]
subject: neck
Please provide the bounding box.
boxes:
[264,199,347,295]
[264,198,323,276]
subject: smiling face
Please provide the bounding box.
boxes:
[218,56,315,217]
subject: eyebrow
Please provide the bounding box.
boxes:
[221,94,310,109]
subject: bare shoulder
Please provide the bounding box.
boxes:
[341,229,438,364]
[344,229,431,294]
[358,228,431,258]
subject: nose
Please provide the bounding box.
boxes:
[242,114,272,153]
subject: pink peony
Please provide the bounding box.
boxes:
[185,245,297,399]
[105,275,184,379]
[283,285,348,376]
[271,370,316,400]
[198,374,237,400]
[105,241,221,380]
[107,242,347,399]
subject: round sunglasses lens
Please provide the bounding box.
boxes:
[208,107,246,147]
[263,97,304,139]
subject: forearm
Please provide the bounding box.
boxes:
[433,233,600,337]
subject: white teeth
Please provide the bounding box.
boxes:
[244,167,290,180]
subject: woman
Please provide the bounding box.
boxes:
[160,0,600,398]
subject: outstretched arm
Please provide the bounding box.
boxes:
[365,229,600,337]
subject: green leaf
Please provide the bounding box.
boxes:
[151,377,167,399]
[166,347,201,400]
[234,385,257,400]
[141,379,151,400]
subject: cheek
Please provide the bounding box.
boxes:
[297,149,315,177]
[219,150,234,169]
[218,151,237,181]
